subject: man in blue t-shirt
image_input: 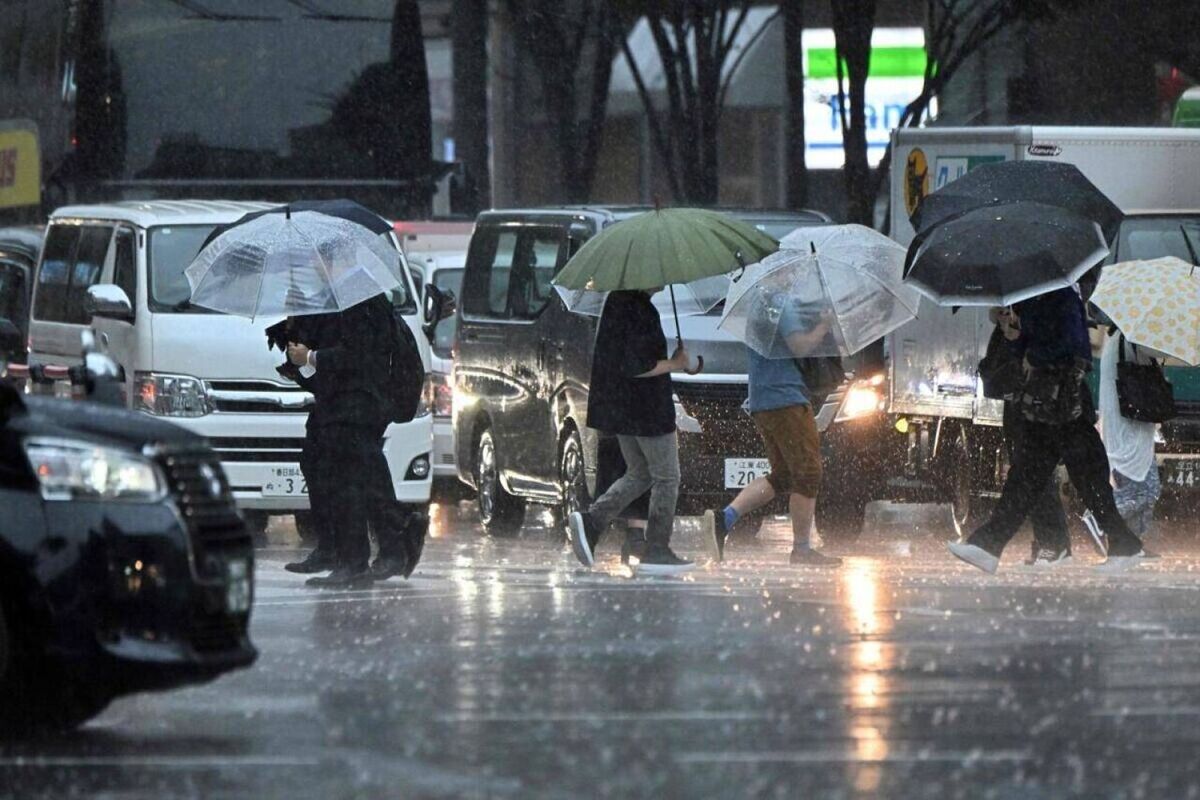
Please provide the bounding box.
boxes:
[704,298,841,567]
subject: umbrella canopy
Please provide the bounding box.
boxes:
[904,202,1110,307]
[554,274,730,317]
[185,200,405,319]
[1089,256,1200,365]
[719,224,920,358]
[910,160,1123,245]
[552,208,777,292]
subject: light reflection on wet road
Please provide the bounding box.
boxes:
[4,502,1200,798]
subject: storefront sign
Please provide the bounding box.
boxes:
[0,120,41,210]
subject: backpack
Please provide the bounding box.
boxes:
[795,356,846,403]
[386,312,426,423]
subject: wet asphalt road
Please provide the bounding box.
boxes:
[4,502,1200,799]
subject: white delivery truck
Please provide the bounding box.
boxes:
[27,201,436,537]
[825,127,1200,530]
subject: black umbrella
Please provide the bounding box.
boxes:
[904,201,1110,307]
[910,161,1123,245]
[199,198,394,250]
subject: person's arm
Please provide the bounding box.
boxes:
[637,345,690,377]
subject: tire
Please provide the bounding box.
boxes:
[474,428,525,536]
[947,431,973,535]
[0,599,110,735]
[815,494,867,540]
[558,428,590,535]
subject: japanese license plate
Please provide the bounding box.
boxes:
[225,558,251,613]
[262,466,308,497]
[724,458,771,489]
[1165,459,1200,489]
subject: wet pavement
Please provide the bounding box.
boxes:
[4,502,1200,799]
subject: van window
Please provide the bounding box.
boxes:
[113,228,137,310]
[0,260,27,326]
[464,228,564,320]
[65,226,114,324]
[34,225,81,322]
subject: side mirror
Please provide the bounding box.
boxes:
[85,284,133,321]
[0,317,23,361]
[423,284,456,325]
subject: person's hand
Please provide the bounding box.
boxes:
[287,342,310,367]
[670,345,691,371]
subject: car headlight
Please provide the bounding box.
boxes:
[24,440,166,502]
[134,372,211,417]
[835,373,886,422]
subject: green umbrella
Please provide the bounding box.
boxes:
[553,208,778,372]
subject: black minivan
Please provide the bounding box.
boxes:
[452,206,834,535]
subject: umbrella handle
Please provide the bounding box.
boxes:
[685,355,704,376]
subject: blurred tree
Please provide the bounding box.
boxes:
[782,0,808,210]
[617,0,773,204]
[830,0,876,224]
[452,0,491,213]
[504,0,621,203]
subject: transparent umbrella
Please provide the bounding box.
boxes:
[185,207,405,319]
[719,224,921,358]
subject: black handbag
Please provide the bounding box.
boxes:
[1019,357,1090,425]
[979,327,1024,401]
[795,356,846,403]
[1116,335,1176,423]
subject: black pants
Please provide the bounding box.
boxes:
[973,404,1141,557]
[363,427,428,564]
[300,431,335,556]
[1003,403,1069,552]
[308,424,380,569]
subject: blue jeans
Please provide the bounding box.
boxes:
[1113,467,1161,537]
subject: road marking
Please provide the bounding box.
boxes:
[0,756,320,769]
[435,710,775,723]
[675,749,1032,765]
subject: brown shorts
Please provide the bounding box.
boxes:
[751,404,822,498]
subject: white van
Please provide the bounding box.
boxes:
[28,200,434,533]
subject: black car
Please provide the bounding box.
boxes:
[0,226,40,363]
[0,380,255,733]
[451,206,835,535]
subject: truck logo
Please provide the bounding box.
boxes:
[1027,143,1062,157]
[904,148,930,217]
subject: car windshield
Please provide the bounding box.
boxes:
[431,268,464,356]
[148,225,417,314]
[1115,216,1200,263]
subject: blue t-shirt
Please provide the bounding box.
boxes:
[746,301,812,413]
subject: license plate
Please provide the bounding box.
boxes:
[1166,459,1200,489]
[225,558,251,613]
[262,466,308,497]
[724,458,771,489]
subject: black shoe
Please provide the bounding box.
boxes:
[370,554,410,582]
[1024,544,1072,566]
[703,510,728,562]
[568,511,601,568]
[635,545,694,576]
[306,565,374,589]
[790,548,842,567]
[285,549,336,574]
[620,531,647,565]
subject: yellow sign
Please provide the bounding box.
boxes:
[903,147,929,217]
[0,120,41,210]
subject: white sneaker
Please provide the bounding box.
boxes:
[1080,511,1108,557]
[947,541,1000,574]
[567,511,595,568]
[1094,550,1146,574]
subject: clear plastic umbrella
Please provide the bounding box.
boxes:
[718,224,921,358]
[553,274,731,317]
[185,209,405,318]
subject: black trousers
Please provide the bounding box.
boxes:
[364,427,428,564]
[1002,403,1069,552]
[973,402,1141,557]
[300,431,334,555]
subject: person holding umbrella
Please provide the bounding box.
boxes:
[554,208,777,574]
[708,225,921,565]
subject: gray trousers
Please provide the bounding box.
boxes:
[588,432,680,547]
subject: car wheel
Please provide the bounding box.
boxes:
[558,428,590,536]
[475,428,525,536]
[815,492,867,541]
[0,600,110,735]
[942,428,974,537]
